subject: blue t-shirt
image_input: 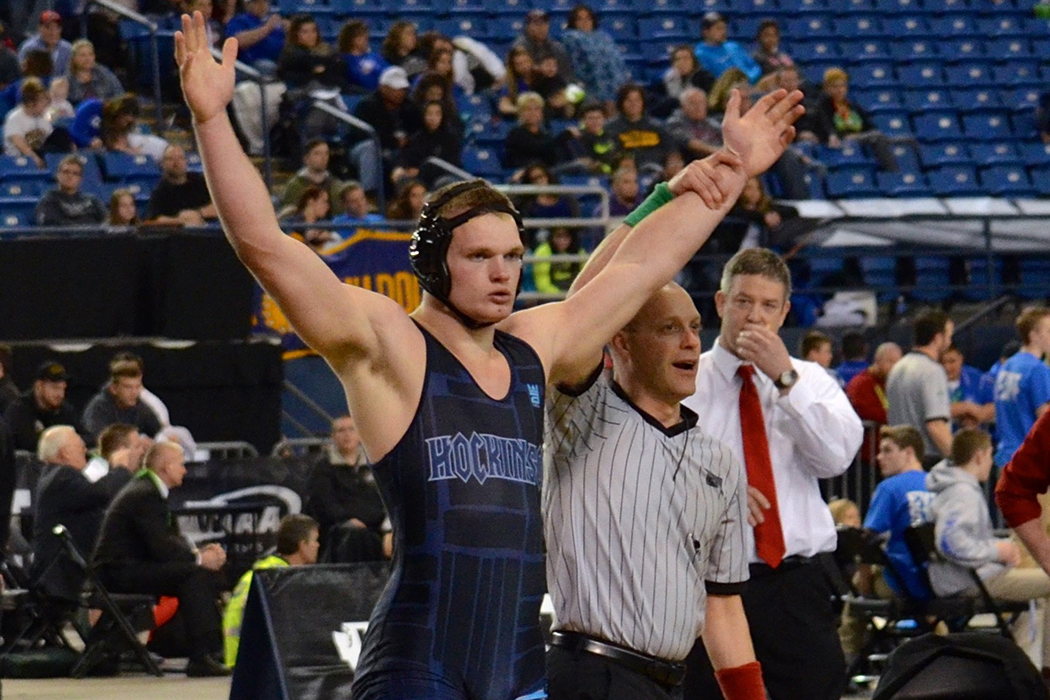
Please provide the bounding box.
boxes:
[344,51,388,92]
[865,470,934,599]
[226,13,285,65]
[994,351,1050,466]
[836,359,869,388]
[69,98,102,148]
[693,40,762,84]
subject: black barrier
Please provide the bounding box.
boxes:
[231,563,390,700]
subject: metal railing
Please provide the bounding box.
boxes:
[309,100,386,214]
[87,0,164,125]
[195,441,259,460]
[821,420,881,515]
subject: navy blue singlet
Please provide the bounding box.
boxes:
[351,323,547,700]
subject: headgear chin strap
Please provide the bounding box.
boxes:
[409,180,526,330]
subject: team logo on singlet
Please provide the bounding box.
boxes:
[425,432,541,486]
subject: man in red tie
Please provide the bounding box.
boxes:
[682,247,863,700]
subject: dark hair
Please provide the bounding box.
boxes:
[523,161,557,185]
[381,20,416,61]
[302,138,328,157]
[296,184,329,214]
[387,179,429,220]
[505,45,533,102]
[567,4,597,29]
[421,99,446,130]
[579,100,604,117]
[615,83,646,114]
[950,428,992,467]
[276,514,319,556]
[98,423,138,461]
[756,19,780,38]
[23,50,53,78]
[288,14,319,48]
[800,330,832,359]
[337,19,368,53]
[841,331,868,361]
[913,309,951,347]
[880,425,925,465]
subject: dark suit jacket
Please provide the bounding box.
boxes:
[30,462,131,601]
[93,473,195,574]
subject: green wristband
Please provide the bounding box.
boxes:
[623,183,673,227]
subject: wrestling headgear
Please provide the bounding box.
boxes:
[409,179,526,329]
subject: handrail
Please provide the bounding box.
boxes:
[283,379,336,424]
[424,156,472,181]
[954,295,1015,335]
[210,47,273,189]
[310,100,386,214]
[86,0,163,125]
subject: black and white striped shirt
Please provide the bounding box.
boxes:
[543,372,750,662]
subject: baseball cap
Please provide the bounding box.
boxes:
[701,11,726,30]
[379,66,410,90]
[526,9,550,22]
[39,10,62,25]
[37,361,68,382]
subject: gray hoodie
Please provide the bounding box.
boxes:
[926,461,1007,596]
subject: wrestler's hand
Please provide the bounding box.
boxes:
[668,149,744,209]
[746,486,770,527]
[175,11,237,124]
[734,322,793,386]
[722,88,804,177]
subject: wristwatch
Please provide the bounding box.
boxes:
[773,368,799,390]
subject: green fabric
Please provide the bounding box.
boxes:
[623,182,672,227]
[223,555,288,667]
[531,241,583,294]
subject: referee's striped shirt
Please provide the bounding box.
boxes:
[543,371,750,662]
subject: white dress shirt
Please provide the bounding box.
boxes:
[683,341,863,561]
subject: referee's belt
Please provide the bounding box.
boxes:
[749,553,827,576]
[549,630,687,688]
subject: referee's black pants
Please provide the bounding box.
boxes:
[547,646,683,700]
[682,556,846,700]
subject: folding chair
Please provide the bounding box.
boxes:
[903,523,1028,640]
[0,558,79,658]
[53,525,162,677]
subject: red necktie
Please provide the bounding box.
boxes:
[737,364,786,568]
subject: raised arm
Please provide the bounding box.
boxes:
[175,12,404,362]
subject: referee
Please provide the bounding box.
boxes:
[545,281,765,700]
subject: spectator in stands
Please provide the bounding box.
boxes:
[516,162,581,227]
[93,441,231,677]
[773,65,822,144]
[0,347,18,416]
[181,0,222,49]
[828,498,861,529]
[225,0,286,73]
[498,46,535,119]
[85,423,147,483]
[994,307,1050,467]
[846,341,902,465]
[662,46,716,102]
[605,164,640,218]
[561,4,631,107]
[750,19,794,77]
[333,180,383,225]
[942,344,994,431]
[304,414,391,563]
[3,77,51,166]
[223,513,319,667]
[47,78,74,121]
[83,354,163,443]
[35,154,107,226]
[100,94,169,161]
[18,11,71,77]
[385,179,426,221]
[4,360,83,453]
[409,71,463,136]
[338,19,387,93]
[109,352,174,434]
[800,330,841,384]
[531,54,572,121]
[667,87,720,159]
[65,39,124,105]
[532,227,583,295]
[513,9,573,84]
[393,99,462,189]
[277,14,346,92]
[145,144,216,225]
[352,65,422,190]
[30,425,135,602]
[605,83,675,177]
[815,68,898,172]
[707,67,750,118]
[280,138,345,216]
[280,185,339,253]
[380,21,425,79]
[0,26,18,91]
[0,49,51,119]
[106,188,140,229]
[693,12,760,85]
[570,101,620,175]
[730,176,798,248]
[504,92,571,171]
[836,331,869,387]
[887,310,954,467]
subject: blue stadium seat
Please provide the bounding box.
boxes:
[937,39,984,63]
[912,113,964,142]
[329,0,387,14]
[969,143,1022,166]
[486,16,524,40]
[961,257,1005,301]
[911,256,952,302]
[890,143,920,171]
[788,40,843,63]
[0,155,52,182]
[0,180,42,197]
[880,16,931,38]
[833,16,884,38]
[849,40,891,63]
[870,112,912,138]
[1032,37,1050,58]
[640,0,687,11]
[851,88,902,113]
[961,114,1016,141]
[860,255,899,302]
[975,15,1026,36]
[638,15,693,39]
[0,204,32,228]
[101,152,161,182]
[437,17,489,38]
[466,117,512,145]
[785,17,836,38]
[980,165,1035,197]
[1017,257,1050,299]
[927,16,976,37]
[991,64,1042,88]
[888,39,938,62]
[944,63,995,87]
[1018,143,1050,167]
[901,88,951,113]
[1003,87,1042,112]
[871,0,921,12]
[592,0,635,11]
[984,38,1035,62]
[487,0,534,14]
[461,146,505,177]
[1030,168,1050,197]
[825,168,880,198]
[949,88,1002,114]
[602,15,638,42]
[817,143,875,168]
[842,0,875,10]
[734,0,781,12]
[928,166,982,197]
[1012,111,1039,138]
[919,143,972,168]
[849,63,897,89]
[394,0,435,14]
[923,0,971,13]
[876,171,931,197]
[896,64,945,89]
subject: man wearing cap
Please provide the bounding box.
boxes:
[175,10,803,698]
[694,13,761,86]
[18,11,73,76]
[513,10,574,83]
[3,361,84,452]
[352,66,421,188]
